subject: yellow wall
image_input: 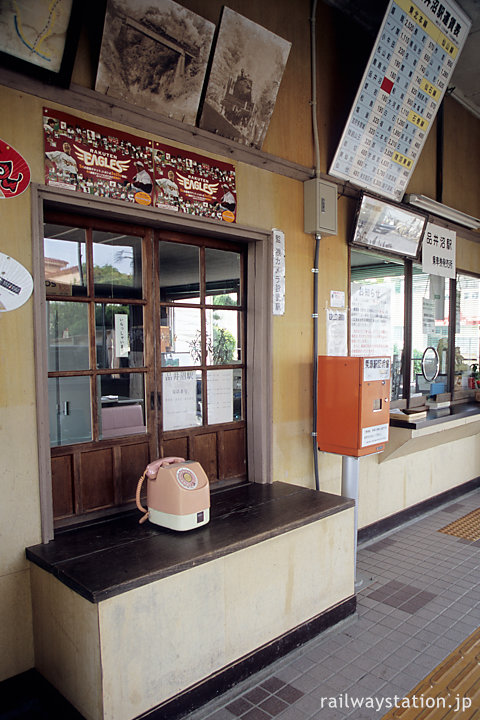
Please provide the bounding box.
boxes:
[0,89,43,680]
[1,0,480,682]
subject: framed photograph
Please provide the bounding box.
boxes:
[351,194,426,259]
[199,7,291,149]
[0,0,83,87]
[95,0,215,125]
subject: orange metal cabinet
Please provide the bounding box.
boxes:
[317,356,391,457]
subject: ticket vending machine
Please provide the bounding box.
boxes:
[317,356,391,457]
[317,356,391,588]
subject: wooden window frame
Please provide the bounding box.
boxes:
[32,184,273,542]
[155,232,247,476]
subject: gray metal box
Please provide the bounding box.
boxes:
[304,178,338,235]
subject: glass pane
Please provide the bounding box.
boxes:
[205,248,241,305]
[411,270,450,399]
[92,231,142,299]
[206,308,241,365]
[161,307,201,367]
[206,368,243,424]
[99,374,146,439]
[159,242,200,302]
[44,224,87,297]
[95,303,144,369]
[162,370,202,430]
[48,376,92,447]
[47,301,89,371]
[350,249,405,400]
[455,274,480,393]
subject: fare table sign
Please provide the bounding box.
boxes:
[329,0,471,201]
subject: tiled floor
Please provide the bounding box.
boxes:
[184,491,480,720]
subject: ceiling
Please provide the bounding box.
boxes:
[324,0,480,119]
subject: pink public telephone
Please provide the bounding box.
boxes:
[136,457,210,531]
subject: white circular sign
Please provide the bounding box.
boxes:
[0,252,33,312]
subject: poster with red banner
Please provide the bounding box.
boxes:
[43,108,237,222]
[44,108,155,206]
[153,142,236,222]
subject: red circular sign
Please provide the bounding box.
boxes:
[0,139,31,199]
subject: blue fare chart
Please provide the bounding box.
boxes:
[329,0,471,202]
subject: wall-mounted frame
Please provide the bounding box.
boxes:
[351,194,426,259]
[0,0,83,87]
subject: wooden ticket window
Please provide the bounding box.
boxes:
[44,212,247,527]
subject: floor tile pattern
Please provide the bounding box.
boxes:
[438,507,480,541]
[185,490,480,720]
[381,625,480,719]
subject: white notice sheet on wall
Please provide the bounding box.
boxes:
[351,283,391,357]
[162,371,198,431]
[207,369,233,425]
[326,309,348,356]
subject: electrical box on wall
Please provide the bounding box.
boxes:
[317,356,391,457]
[304,178,338,235]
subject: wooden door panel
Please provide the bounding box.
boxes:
[120,442,150,502]
[222,427,247,479]
[191,432,218,483]
[161,436,188,461]
[81,448,115,511]
[52,455,74,519]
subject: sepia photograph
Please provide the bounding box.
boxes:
[95,0,215,124]
[199,7,291,149]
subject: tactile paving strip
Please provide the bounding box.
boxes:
[438,508,480,541]
[381,626,480,719]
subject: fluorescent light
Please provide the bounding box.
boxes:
[404,194,480,230]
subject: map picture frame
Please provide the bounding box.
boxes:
[0,0,83,87]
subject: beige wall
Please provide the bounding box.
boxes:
[0,89,43,679]
[31,510,354,720]
[0,0,479,683]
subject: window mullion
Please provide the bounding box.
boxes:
[200,246,208,425]
[447,277,456,393]
[85,228,99,440]
[403,259,413,400]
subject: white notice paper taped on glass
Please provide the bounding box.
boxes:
[115,314,130,358]
[207,369,233,424]
[162,371,198,431]
[351,283,391,357]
